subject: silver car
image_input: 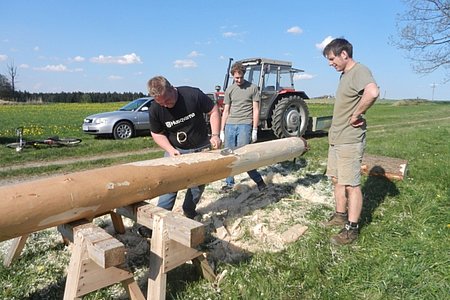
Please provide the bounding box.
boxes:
[82,97,153,139]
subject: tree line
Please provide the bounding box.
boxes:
[0,74,145,103]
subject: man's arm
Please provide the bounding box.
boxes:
[208,105,222,149]
[252,101,260,129]
[219,103,230,141]
[350,82,379,126]
[151,131,180,157]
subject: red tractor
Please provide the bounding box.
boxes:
[208,58,331,138]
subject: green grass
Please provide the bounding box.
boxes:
[0,102,159,175]
[0,100,449,299]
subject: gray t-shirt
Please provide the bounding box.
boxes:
[224,80,260,125]
[329,63,376,145]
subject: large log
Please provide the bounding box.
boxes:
[0,137,307,242]
[361,154,408,181]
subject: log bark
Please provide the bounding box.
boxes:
[0,137,307,242]
[361,154,408,181]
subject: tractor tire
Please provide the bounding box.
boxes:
[272,95,309,138]
[113,121,134,139]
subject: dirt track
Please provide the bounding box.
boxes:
[0,148,161,186]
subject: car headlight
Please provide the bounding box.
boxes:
[94,118,108,124]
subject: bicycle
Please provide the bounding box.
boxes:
[6,127,82,152]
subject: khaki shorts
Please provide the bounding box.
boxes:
[326,141,365,186]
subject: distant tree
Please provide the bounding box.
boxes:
[80,93,92,103]
[392,0,449,80]
[7,61,18,100]
[0,73,12,99]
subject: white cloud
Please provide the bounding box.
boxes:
[108,75,123,80]
[90,53,142,64]
[34,64,82,72]
[33,46,40,51]
[223,31,238,38]
[316,36,334,51]
[0,54,7,61]
[19,64,29,69]
[73,56,85,62]
[188,51,202,58]
[35,64,68,72]
[173,59,197,68]
[287,26,303,35]
[294,73,315,80]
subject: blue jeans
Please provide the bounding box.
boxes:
[224,124,263,186]
[157,143,209,216]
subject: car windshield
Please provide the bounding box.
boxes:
[118,98,148,111]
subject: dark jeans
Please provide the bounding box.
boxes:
[157,143,210,216]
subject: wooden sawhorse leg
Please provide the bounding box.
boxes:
[2,234,29,267]
[62,222,145,300]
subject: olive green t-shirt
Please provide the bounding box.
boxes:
[224,81,260,125]
[329,63,376,145]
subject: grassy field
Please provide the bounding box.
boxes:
[0,100,449,299]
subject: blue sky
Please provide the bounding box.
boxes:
[1,0,448,100]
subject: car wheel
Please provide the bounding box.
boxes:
[272,96,309,138]
[113,121,134,139]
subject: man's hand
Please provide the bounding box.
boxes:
[251,128,258,143]
[219,131,225,143]
[168,149,181,157]
[350,114,365,127]
[210,135,222,150]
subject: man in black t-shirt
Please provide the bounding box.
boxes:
[147,76,221,219]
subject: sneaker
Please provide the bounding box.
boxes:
[183,211,202,221]
[322,212,348,227]
[330,224,359,245]
[220,185,233,193]
[137,226,153,238]
[257,180,267,191]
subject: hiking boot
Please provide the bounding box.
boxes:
[257,180,267,191]
[137,226,153,238]
[321,212,347,227]
[330,224,359,245]
[183,210,202,221]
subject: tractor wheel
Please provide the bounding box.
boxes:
[113,121,134,139]
[272,95,309,138]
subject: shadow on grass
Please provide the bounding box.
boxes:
[360,166,400,227]
[0,136,18,145]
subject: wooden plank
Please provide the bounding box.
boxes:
[63,232,85,300]
[3,234,29,267]
[164,214,205,248]
[148,214,168,300]
[136,204,205,248]
[361,154,408,181]
[163,239,202,273]
[74,223,125,269]
[57,219,90,243]
[136,204,170,229]
[192,253,216,282]
[109,211,125,234]
[121,278,146,300]
[75,261,133,297]
[63,223,143,299]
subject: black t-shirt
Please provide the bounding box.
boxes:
[149,86,214,149]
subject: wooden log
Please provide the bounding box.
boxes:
[0,137,307,242]
[361,154,408,181]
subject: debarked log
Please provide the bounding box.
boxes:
[0,137,307,242]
